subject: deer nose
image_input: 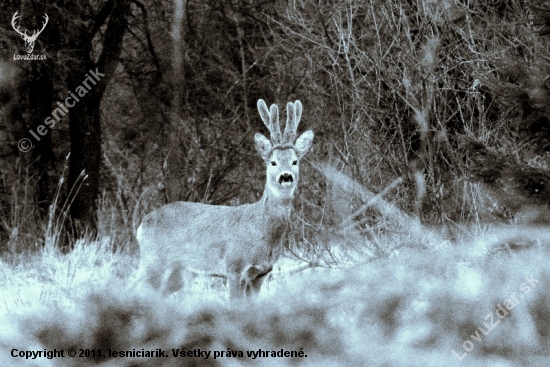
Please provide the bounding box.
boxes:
[278,173,294,185]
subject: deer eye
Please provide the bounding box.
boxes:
[292,160,297,165]
[271,161,277,166]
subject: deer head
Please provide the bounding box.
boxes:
[255,99,314,200]
[12,11,49,54]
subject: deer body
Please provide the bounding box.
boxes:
[135,99,313,299]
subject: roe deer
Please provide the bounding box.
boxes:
[135,99,314,299]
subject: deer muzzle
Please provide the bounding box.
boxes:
[278,173,294,186]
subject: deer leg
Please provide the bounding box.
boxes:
[241,263,273,297]
[134,262,164,291]
[160,262,184,296]
[226,260,273,299]
[227,270,243,299]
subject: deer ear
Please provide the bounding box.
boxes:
[254,132,272,161]
[294,130,314,158]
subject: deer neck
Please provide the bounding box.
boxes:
[258,188,293,221]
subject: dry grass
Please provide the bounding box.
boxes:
[1,228,549,366]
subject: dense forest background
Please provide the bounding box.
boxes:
[2,0,550,257]
[1,1,550,366]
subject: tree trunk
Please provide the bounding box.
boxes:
[164,0,189,203]
[66,0,131,234]
[67,72,101,230]
[28,64,54,213]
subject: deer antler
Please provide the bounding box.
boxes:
[283,100,302,143]
[269,103,281,143]
[257,99,282,144]
[257,99,305,145]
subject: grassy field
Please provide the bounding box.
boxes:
[1,200,549,366]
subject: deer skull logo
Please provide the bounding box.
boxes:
[12,11,48,54]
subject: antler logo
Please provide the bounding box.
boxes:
[11,11,48,54]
